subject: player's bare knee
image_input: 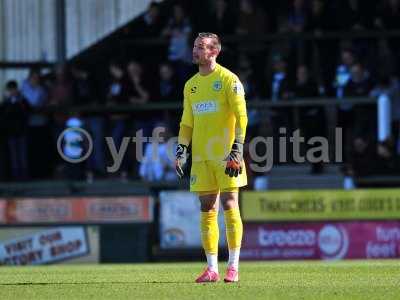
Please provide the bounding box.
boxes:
[200,198,217,211]
[199,194,218,212]
[200,202,217,212]
[220,192,238,210]
[222,199,237,210]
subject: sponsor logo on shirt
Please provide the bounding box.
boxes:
[212,80,222,91]
[192,101,218,114]
[190,175,197,185]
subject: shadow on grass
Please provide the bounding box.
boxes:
[0,281,206,286]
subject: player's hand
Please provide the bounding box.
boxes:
[176,144,188,178]
[225,141,243,177]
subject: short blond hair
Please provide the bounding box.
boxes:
[197,32,221,52]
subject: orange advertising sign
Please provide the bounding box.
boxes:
[0,197,153,224]
[0,200,6,224]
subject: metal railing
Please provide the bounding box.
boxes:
[121,29,400,47]
[24,97,376,112]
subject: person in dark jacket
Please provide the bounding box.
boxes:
[341,62,374,169]
[293,65,325,173]
[2,80,30,180]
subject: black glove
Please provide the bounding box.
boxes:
[175,144,188,178]
[225,141,243,177]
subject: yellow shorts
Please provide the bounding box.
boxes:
[190,160,247,192]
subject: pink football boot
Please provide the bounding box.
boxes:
[224,266,239,283]
[195,267,220,283]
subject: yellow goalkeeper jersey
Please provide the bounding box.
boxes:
[180,63,247,162]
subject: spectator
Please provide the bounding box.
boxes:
[375,0,400,75]
[70,65,93,104]
[350,134,376,176]
[0,100,7,181]
[268,53,292,163]
[334,48,356,100]
[209,0,237,35]
[375,139,400,175]
[287,0,308,34]
[236,54,260,134]
[338,0,374,31]
[342,63,374,166]
[139,123,177,182]
[21,69,52,179]
[48,65,75,107]
[126,61,150,104]
[337,1,377,65]
[106,61,130,181]
[389,77,400,155]
[351,132,400,177]
[236,54,258,100]
[47,65,76,150]
[157,63,179,102]
[236,0,268,35]
[306,0,337,91]
[21,69,47,108]
[123,1,165,71]
[107,61,128,105]
[2,81,30,181]
[293,65,325,173]
[270,53,291,102]
[294,65,319,99]
[126,60,156,140]
[68,65,107,181]
[162,4,192,84]
[155,62,181,135]
[344,63,373,101]
[375,0,400,30]
[128,1,163,38]
[285,0,309,69]
[307,0,335,33]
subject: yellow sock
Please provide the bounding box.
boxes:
[200,210,219,255]
[224,208,243,250]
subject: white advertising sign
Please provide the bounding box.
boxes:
[0,227,90,265]
[160,191,227,249]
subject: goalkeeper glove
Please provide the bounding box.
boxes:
[175,144,188,178]
[225,141,243,177]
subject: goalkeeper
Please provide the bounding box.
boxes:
[176,32,247,283]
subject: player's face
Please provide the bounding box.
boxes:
[192,37,217,65]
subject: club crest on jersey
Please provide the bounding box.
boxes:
[191,86,197,93]
[212,80,222,91]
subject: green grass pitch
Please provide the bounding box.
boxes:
[1,260,399,300]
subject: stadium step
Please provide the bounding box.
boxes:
[268,164,340,176]
[257,164,344,190]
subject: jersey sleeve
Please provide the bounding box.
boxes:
[180,82,194,128]
[226,75,248,143]
[178,83,194,146]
